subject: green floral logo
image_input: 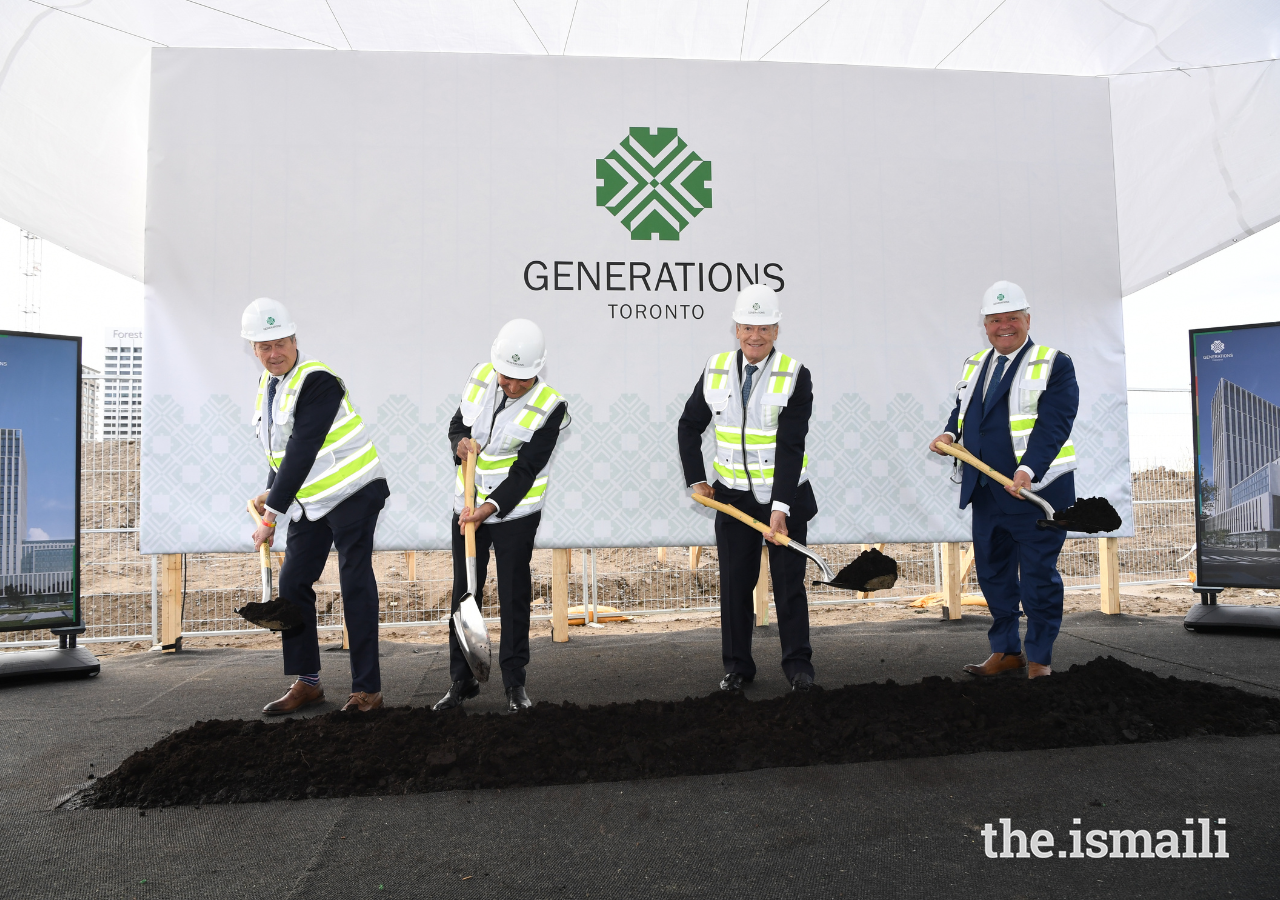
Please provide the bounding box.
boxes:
[266,316,276,325]
[596,127,712,241]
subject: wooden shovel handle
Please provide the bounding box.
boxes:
[246,498,271,570]
[691,493,791,546]
[463,453,477,559]
[934,441,1017,490]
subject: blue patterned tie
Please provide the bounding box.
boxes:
[266,376,279,431]
[742,364,759,407]
[983,356,1008,417]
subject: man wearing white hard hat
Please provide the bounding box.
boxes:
[433,319,568,713]
[929,281,1079,679]
[242,298,391,715]
[678,284,819,693]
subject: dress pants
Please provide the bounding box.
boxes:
[970,482,1068,665]
[278,509,382,693]
[449,511,541,689]
[715,498,814,681]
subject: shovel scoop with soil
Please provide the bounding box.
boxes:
[691,494,899,593]
[235,499,305,632]
[936,442,1122,533]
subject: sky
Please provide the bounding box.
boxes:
[0,217,1277,469]
[0,332,80,540]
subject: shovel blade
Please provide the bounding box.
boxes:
[452,594,491,682]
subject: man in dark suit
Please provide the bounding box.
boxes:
[678,284,819,693]
[243,297,391,715]
[930,281,1079,679]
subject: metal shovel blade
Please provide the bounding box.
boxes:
[786,540,837,584]
[452,594,491,683]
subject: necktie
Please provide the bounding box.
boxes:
[983,356,1008,417]
[266,376,279,431]
[742,364,759,406]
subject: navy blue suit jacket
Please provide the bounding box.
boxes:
[943,339,1079,515]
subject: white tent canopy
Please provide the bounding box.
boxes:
[1,0,1276,294]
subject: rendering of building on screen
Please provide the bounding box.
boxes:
[1205,378,1280,546]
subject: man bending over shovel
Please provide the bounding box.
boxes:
[929,282,1079,679]
[433,319,568,713]
[243,298,390,715]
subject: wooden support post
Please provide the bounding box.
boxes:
[405,550,416,582]
[689,546,702,570]
[341,622,350,650]
[941,542,963,621]
[551,548,571,642]
[1099,536,1121,615]
[159,553,184,652]
[657,547,667,565]
[274,551,285,569]
[753,546,771,627]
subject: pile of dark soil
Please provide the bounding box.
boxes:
[1053,496,1123,534]
[89,657,1280,808]
[816,547,898,592]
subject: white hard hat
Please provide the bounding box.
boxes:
[490,318,546,378]
[732,283,781,325]
[980,281,1029,316]
[241,297,297,341]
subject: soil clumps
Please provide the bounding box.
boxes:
[234,598,305,631]
[1051,497,1123,534]
[816,547,899,592]
[89,657,1280,808]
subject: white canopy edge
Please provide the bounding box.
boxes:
[1,0,1277,291]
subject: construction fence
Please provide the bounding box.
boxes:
[2,441,1195,647]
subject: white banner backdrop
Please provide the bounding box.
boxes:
[141,49,1132,554]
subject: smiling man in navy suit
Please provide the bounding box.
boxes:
[929,281,1079,679]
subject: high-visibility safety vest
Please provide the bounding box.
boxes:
[703,349,809,505]
[253,353,385,521]
[954,342,1077,488]
[454,362,565,523]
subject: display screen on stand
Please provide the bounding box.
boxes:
[1190,320,1280,589]
[0,331,81,632]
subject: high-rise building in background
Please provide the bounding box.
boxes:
[1207,379,1280,539]
[80,364,99,443]
[102,326,143,440]
[0,429,28,578]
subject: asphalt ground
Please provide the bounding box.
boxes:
[2,611,1278,899]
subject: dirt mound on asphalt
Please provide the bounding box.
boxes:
[89,657,1280,808]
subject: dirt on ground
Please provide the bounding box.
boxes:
[85,656,1280,808]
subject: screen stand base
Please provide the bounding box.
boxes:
[1184,588,1280,632]
[0,645,101,682]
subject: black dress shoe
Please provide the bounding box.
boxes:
[719,673,746,692]
[432,677,480,711]
[506,685,532,711]
[789,672,816,692]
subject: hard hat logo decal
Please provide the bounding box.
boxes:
[996,294,1005,302]
[752,303,761,311]
[596,127,712,241]
[266,316,276,325]
[511,353,521,363]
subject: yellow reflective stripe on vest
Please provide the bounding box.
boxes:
[707,352,733,391]
[715,425,776,447]
[514,384,562,430]
[465,364,496,404]
[320,411,365,453]
[476,452,518,472]
[296,442,379,500]
[255,371,269,413]
[768,354,798,394]
[281,360,335,413]
[714,460,776,482]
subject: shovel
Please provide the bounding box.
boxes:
[453,452,492,682]
[235,499,305,631]
[690,493,898,592]
[936,442,1122,533]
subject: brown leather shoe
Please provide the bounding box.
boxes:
[263,681,325,715]
[962,651,1027,677]
[1027,662,1052,679]
[342,691,384,712]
